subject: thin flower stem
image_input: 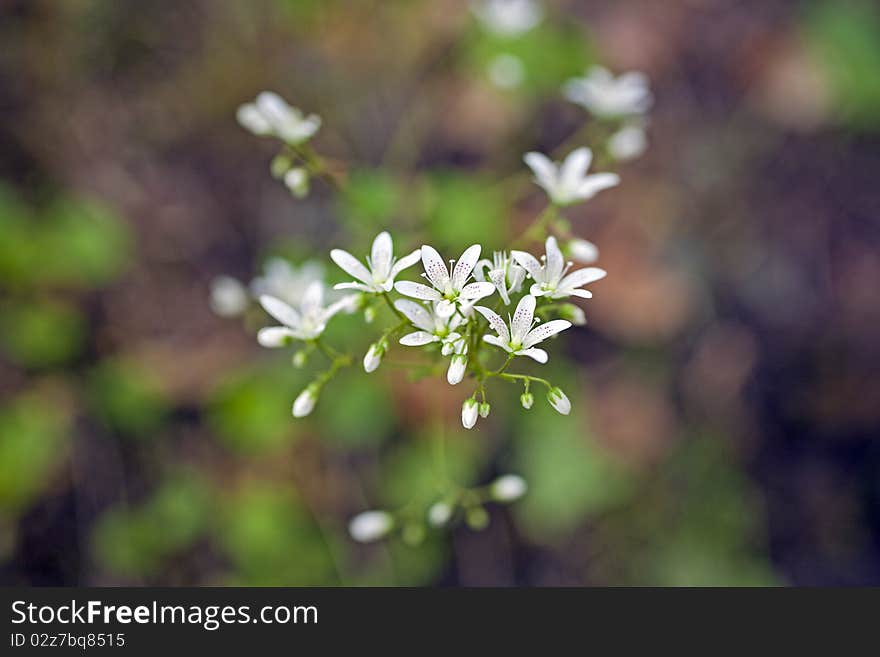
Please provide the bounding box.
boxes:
[512,203,558,249]
[313,336,344,362]
[492,372,553,389]
[382,292,408,322]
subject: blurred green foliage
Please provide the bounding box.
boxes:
[88,358,169,437]
[0,299,86,368]
[419,171,508,249]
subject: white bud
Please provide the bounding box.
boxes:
[363,342,384,373]
[608,124,648,162]
[427,502,453,528]
[490,474,528,502]
[559,303,586,326]
[520,391,534,409]
[348,510,394,543]
[209,276,249,317]
[292,350,308,368]
[292,385,318,418]
[447,354,467,385]
[283,167,309,198]
[461,398,479,429]
[547,387,571,415]
[478,402,490,418]
[364,306,377,323]
[236,103,272,136]
[566,238,599,264]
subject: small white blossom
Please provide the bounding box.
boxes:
[363,341,385,373]
[462,398,480,429]
[250,259,326,308]
[447,353,468,385]
[427,502,453,528]
[394,299,467,355]
[563,66,653,118]
[395,244,495,317]
[331,231,421,294]
[475,251,526,306]
[566,238,599,264]
[608,124,648,161]
[490,474,528,502]
[472,0,543,37]
[283,167,310,197]
[547,386,571,415]
[524,147,619,206]
[512,236,606,299]
[292,385,318,418]
[474,294,571,364]
[348,510,394,543]
[257,283,357,345]
[487,53,526,89]
[209,276,249,317]
[236,91,321,144]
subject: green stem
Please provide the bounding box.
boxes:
[382,292,408,322]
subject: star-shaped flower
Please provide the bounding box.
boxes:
[524,147,619,206]
[563,66,653,118]
[330,231,421,294]
[474,295,571,363]
[512,236,606,299]
[475,251,526,305]
[257,283,356,346]
[236,91,322,145]
[394,244,495,317]
[394,299,466,355]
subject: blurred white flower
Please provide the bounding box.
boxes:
[462,398,480,429]
[490,474,528,502]
[547,386,571,415]
[331,231,421,294]
[395,244,495,317]
[475,251,526,306]
[427,502,453,528]
[487,53,526,89]
[237,91,321,145]
[292,385,318,418]
[563,66,653,118]
[348,510,394,543]
[608,123,648,161]
[472,0,543,37]
[283,167,310,197]
[566,238,599,264]
[209,275,249,317]
[394,299,466,355]
[256,284,357,345]
[524,147,619,205]
[250,259,326,308]
[474,294,571,364]
[447,353,468,385]
[512,236,606,299]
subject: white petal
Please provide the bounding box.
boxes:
[511,294,536,344]
[394,299,435,332]
[459,281,496,300]
[255,91,294,132]
[483,334,512,352]
[236,103,272,135]
[473,305,510,343]
[560,147,593,191]
[435,299,456,318]
[452,244,481,290]
[558,267,607,290]
[576,173,620,199]
[488,269,511,305]
[523,152,557,192]
[330,249,372,286]
[389,249,422,279]
[516,347,548,363]
[420,244,450,291]
[259,295,300,328]
[399,331,437,346]
[370,231,393,280]
[334,282,373,292]
[257,326,296,347]
[300,281,324,314]
[529,283,550,297]
[545,236,565,281]
[565,289,593,299]
[511,250,544,282]
[394,280,443,301]
[523,319,571,348]
[323,294,360,320]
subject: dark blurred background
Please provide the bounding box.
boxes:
[1,0,880,586]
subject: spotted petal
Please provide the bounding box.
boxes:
[394,299,435,332]
[370,231,394,281]
[452,244,481,290]
[330,249,372,286]
[523,319,571,348]
[399,331,438,346]
[473,305,510,343]
[515,347,548,363]
[511,250,543,282]
[459,281,496,301]
[420,245,451,292]
[395,281,443,301]
[511,295,536,344]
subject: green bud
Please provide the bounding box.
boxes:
[520,391,534,409]
[465,506,490,531]
[364,306,377,323]
[478,402,490,418]
[292,350,308,368]
[270,154,292,178]
[402,523,426,546]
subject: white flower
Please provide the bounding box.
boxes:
[348,511,394,543]
[487,53,526,89]
[363,341,385,373]
[547,387,571,415]
[256,283,356,345]
[283,167,309,197]
[471,0,543,37]
[209,276,249,317]
[331,231,421,294]
[394,299,467,355]
[236,91,321,144]
[427,502,453,528]
[563,66,653,118]
[490,474,528,502]
[566,238,599,264]
[447,353,468,385]
[524,147,619,206]
[475,251,526,306]
[292,385,318,418]
[512,236,606,299]
[608,124,648,161]
[462,398,479,429]
[250,259,326,308]
[395,244,495,317]
[474,294,571,364]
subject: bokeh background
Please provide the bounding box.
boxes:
[2,0,880,586]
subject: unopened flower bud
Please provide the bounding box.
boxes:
[547,386,571,415]
[461,398,479,429]
[292,350,308,368]
[363,341,385,373]
[465,506,490,530]
[283,167,310,198]
[270,154,292,179]
[520,391,534,409]
[478,402,490,418]
[348,510,394,543]
[427,501,453,528]
[441,341,455,357]
[363,306,377,323]
[292,384,319,418]
[447,354,467,385]
[209,276,249,317]
[566,238,599,264]
[490,474,528,502]
[402,523,426,546]
[558,303,586,326]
